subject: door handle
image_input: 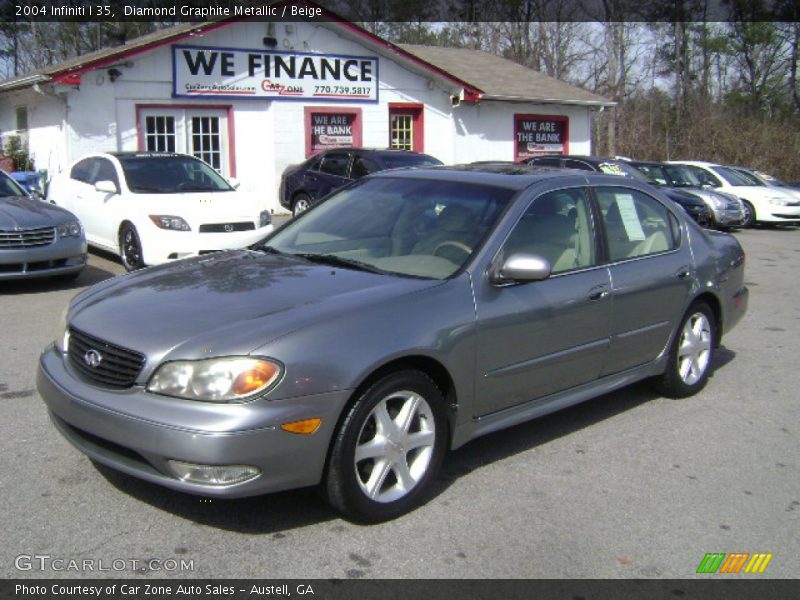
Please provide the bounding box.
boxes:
[588,289,609,302]
[675,267,692,280]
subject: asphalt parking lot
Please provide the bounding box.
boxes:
[0,225,797,579]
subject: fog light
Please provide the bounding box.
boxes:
[166,460,260,486]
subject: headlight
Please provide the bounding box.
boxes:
[147,357,282,402]
[149,215,191,231]
[704,195,726,210]
[54,306,69,354]
[56,220,82,238]
[259,210,272,228]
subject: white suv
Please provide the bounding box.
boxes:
[48,153,273,270]
[668,160,800,227]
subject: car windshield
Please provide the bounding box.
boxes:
[632,164,671,185]
[0,172,27,197]
[117,155,234,194]
[260,176,513,279]
[664,165,708,187]
[380,154,443,170]
[713,166,762,187]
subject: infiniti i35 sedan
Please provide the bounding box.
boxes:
[37,165,748,522]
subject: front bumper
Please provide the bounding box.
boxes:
[710,207,744,227]
[141,224,274,266]
[0,236,87,280]
[37,345,349,498]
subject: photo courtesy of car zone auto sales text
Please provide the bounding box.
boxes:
[0,0,798,597]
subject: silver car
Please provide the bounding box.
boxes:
[37,166,748,522]
[0,169,86,281]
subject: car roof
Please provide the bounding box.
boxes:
[369,163,646,191]
[110,152,193,159]
[666,160,721,168]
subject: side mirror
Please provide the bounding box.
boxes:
[94,180,118,194]
[228,177,241,189]
[491,253,552,285]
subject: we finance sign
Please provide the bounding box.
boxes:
[173,45,379,102]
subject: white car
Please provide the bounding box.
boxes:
[667,160,800,227]
[47,153,273,270]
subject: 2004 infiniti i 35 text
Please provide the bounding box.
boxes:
[37,165,748,522]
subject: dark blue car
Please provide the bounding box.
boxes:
[279,148,442,216]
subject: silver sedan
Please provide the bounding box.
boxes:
[0,170,86,281]
[37,165,748,522]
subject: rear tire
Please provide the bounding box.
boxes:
[653,302,716,399]
[119,223,145,271]
[324,370,447,523]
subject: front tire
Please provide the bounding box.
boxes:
[653,302,716,398]
[741,200,756,228]
[119,223,145,271]
[324,370,447,522]
[292,193,312,217]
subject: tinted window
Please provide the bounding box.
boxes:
[351,156,380,179]
[380,154,442,170]
[715,166,762,187]
[0,171,26,197]
[117,155,233,194]
[564,159,595,172]
[70,158,93,183]
[319,152,352,177]
[685,166,722,187]
[596,186,677,262]
[504,188,596,274]
[529,157,561,167]
[94,158,119,188]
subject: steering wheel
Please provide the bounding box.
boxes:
[433,240,472,261]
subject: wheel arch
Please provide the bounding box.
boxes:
[690,291,723,347]
[328,355,458,454]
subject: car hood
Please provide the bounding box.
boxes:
[661,187,705,206]
[0,196,76,228]
[69,250,443,365]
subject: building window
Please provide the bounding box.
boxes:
[137,105,233,176]
[191,116,221,170]
[144,116,176,152]
[388,104,424,152]
[390,114,413,150]
[15,106,28,131]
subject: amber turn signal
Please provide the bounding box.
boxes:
[280,418,322,435]
[232,361,280,396]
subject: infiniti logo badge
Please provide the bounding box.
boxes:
[84,349,103,368]
[224,224,234,232]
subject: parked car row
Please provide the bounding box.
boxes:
[525,154,800,230]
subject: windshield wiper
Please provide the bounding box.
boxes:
[293,253,385,274]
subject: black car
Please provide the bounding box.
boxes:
[525,155,713,227]
[279,148,443,216]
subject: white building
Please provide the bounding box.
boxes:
[0,19,614,213]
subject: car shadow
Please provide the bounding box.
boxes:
[0,263,117,295]
[92,346,737,532]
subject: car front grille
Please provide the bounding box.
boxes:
[67,327,146,389]
[0,227,55,248]
[198,222,255,233]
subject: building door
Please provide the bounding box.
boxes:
[388,104,423,152]
[138,107,231,176]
